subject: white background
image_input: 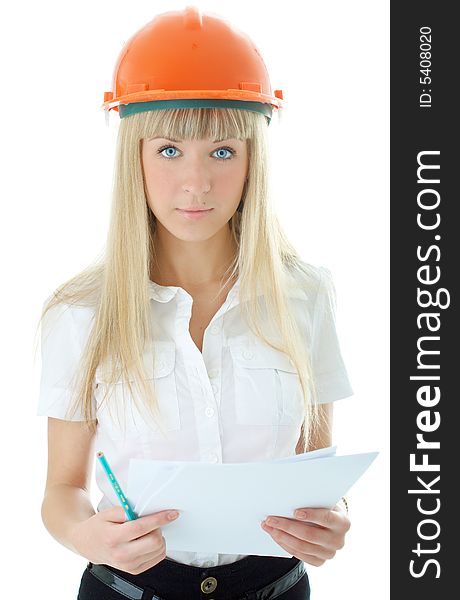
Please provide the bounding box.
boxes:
[1,0,388,598]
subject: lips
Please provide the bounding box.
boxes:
[177,208,211,212]
[176,207,213,220]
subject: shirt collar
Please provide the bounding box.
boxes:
[148,280,181,303]
[147,274,307,304]
[148,276,242,303]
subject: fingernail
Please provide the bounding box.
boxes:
[168,511,179,520]
[266,517,278,525]
[295,511,307,519]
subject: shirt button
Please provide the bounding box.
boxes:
[242,349,254,360]
[209,324,221,335]
[208,369,219,379]
[202,561,215,568]
[205,406,214,418]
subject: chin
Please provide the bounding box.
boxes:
[159,222,221,243]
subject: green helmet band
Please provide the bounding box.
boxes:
[118,98,273,125]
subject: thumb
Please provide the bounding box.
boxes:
[100,505,130,523]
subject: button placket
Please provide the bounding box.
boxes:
[177,290,226,468]
[205,406,215,418]
[210,323,222,335]
[201,320,223,408]
[187,350,222,467]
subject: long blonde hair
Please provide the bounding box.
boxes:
[36,107,322,450]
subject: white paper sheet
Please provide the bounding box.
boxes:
[126,448,378,557]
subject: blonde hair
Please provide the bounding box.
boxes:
[36,107,322,451]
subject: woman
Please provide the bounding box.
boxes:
[37,7,353,599]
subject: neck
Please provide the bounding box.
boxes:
[151,224,238,288]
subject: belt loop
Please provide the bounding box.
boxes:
[141,585,157,600]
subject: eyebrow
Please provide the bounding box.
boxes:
[148,136,234,143]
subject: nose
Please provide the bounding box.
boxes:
[182,164,211,196]
[182,180,211,196]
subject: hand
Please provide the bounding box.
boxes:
[260,503,351,567]
[69,506,180,574]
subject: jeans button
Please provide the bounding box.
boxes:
[200,576,218,594]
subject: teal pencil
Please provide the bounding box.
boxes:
[97,451,138,521]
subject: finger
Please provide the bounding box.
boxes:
[129,548,167,575]
[102,505,133,523]
[127,528,164,557]
[262,522,335,560]
[263,518,335,550]
[292,507,339,529]
[119,534,166,572]
[278,538,329,567]
[134,542,167,572]
[121,510,180,542]
[294,508,351,540]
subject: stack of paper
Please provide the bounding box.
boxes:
[126,447,378,557]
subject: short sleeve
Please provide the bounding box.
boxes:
[36,298,90,421]
[311,267,354,404]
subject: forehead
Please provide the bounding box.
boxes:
[147,136,245,144]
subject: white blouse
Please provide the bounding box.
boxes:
[37,265,353,568]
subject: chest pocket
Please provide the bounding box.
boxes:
[228,339,304,428]
[94,340,180,439]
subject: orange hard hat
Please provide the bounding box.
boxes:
[102,5,283,124]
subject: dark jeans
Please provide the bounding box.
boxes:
[77,554,310,599]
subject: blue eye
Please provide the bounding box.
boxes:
[157,145,235,161]
[213,148,233,160]
[159,146,179,159]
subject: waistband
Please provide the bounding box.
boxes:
[86,554,308,600]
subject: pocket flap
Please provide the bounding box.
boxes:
[95,341,176,383]
[228,339,297,373]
